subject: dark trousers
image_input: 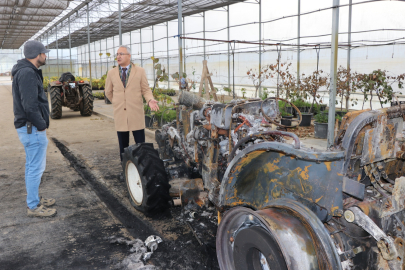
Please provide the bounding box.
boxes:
[117,129,145,161]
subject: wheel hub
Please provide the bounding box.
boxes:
[126,161,143,205]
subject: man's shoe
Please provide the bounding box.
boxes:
[27,205,57,218]
[40,196,56,207]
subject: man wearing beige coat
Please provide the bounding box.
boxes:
[105,45,159,162]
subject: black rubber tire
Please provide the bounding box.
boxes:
[49,86,62,119]
[80,85,93,116]
[122,143,172,214]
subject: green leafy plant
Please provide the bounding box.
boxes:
[93,92,105,99]
[281,110,292,117]
[314,111,328,123]
[241,88,247,98]
[223,86,232,96]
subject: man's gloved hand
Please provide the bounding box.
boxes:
[148,99,159,112]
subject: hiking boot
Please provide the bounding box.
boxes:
[40,196,56,207]
[27,204,57,218]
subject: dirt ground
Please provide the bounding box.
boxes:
[0,78,219,270]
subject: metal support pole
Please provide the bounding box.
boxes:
[100,40,102,75]
[167,22,170,90]
[47,32,50,76]
[118,0,122,45]
[68,16,72,72]
[178,0,183,92]
[56,26,59,76]
[94,42,97,79]
[203,11,206,60]
[140,29,143,67]
[87,3,92,86]
[327,0,340,148]
[346,0,352,110]
[152,25,155,83]
[297,0,300,89]
[258,0,262,98]
[227,5,230,93]
[106,38,108,70]
[130,31,132,59]
[183,17,186,74]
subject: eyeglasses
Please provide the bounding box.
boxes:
[116,53,129,57]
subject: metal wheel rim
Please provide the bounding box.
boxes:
[126,161,143,205]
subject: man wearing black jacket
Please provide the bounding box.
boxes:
[12,40,57,217]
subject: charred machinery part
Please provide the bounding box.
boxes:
[227,130,300,163]
[122,88,405,270]
[179,90,206,110]
[216,200,342,270]
[344,207,398,261]
[261,97,302,128]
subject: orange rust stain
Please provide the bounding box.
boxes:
[239,150,264,167]
[315,196,323,203]
[264,160,280,173]
[271,184,281,198]
[331,205,339,213]
[357,174,361,181]
[337,173,343,176]
[324,162,332,172]
[299,165,312,180]
[335,188,338,192]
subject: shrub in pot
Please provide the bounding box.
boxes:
[314,112,328,139]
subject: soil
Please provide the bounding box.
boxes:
[0,80,219,270]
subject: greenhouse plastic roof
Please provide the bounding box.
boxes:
[43,0,245,49]
[0,0,70,49]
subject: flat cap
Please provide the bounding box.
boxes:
[24,40,50,59]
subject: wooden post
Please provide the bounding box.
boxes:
[198,60,217,101]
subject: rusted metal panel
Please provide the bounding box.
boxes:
[361,116,403,165]
[219,142,345,219]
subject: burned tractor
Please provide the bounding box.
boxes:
[122,91,405,270]
[48,72,93,119]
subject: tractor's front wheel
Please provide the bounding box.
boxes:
[122,143,172,215]
[49,86,62,119]
[80,85,93,116]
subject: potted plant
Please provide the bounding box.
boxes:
[314,111,328,139]
[280,110,293,126]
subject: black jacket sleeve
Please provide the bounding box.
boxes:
[18,68,47,130]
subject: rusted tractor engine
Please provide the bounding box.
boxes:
[123,91,405,270]
[48,72,93,119]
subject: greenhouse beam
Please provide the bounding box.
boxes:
[327,0,340,148]
[68,16,72,72]
[119,0,122,45]
[297,0,300,90]
[56,25,59,76]
[203,11,206,60]
[140,29,143,67]
[347,0,352,109]
[167,22,170,90]
[183,17,186,74]
[178,0,183,93]
[152,25,155,83]
[87,2,92,86]
[258,0,262,98]
[227,5,230,96]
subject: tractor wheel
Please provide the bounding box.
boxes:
[122,143,172,215]
[49,86,62,119]
[80,85,93,116]
[216,199,341,270]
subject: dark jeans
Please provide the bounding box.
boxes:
[117,129,145,161]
